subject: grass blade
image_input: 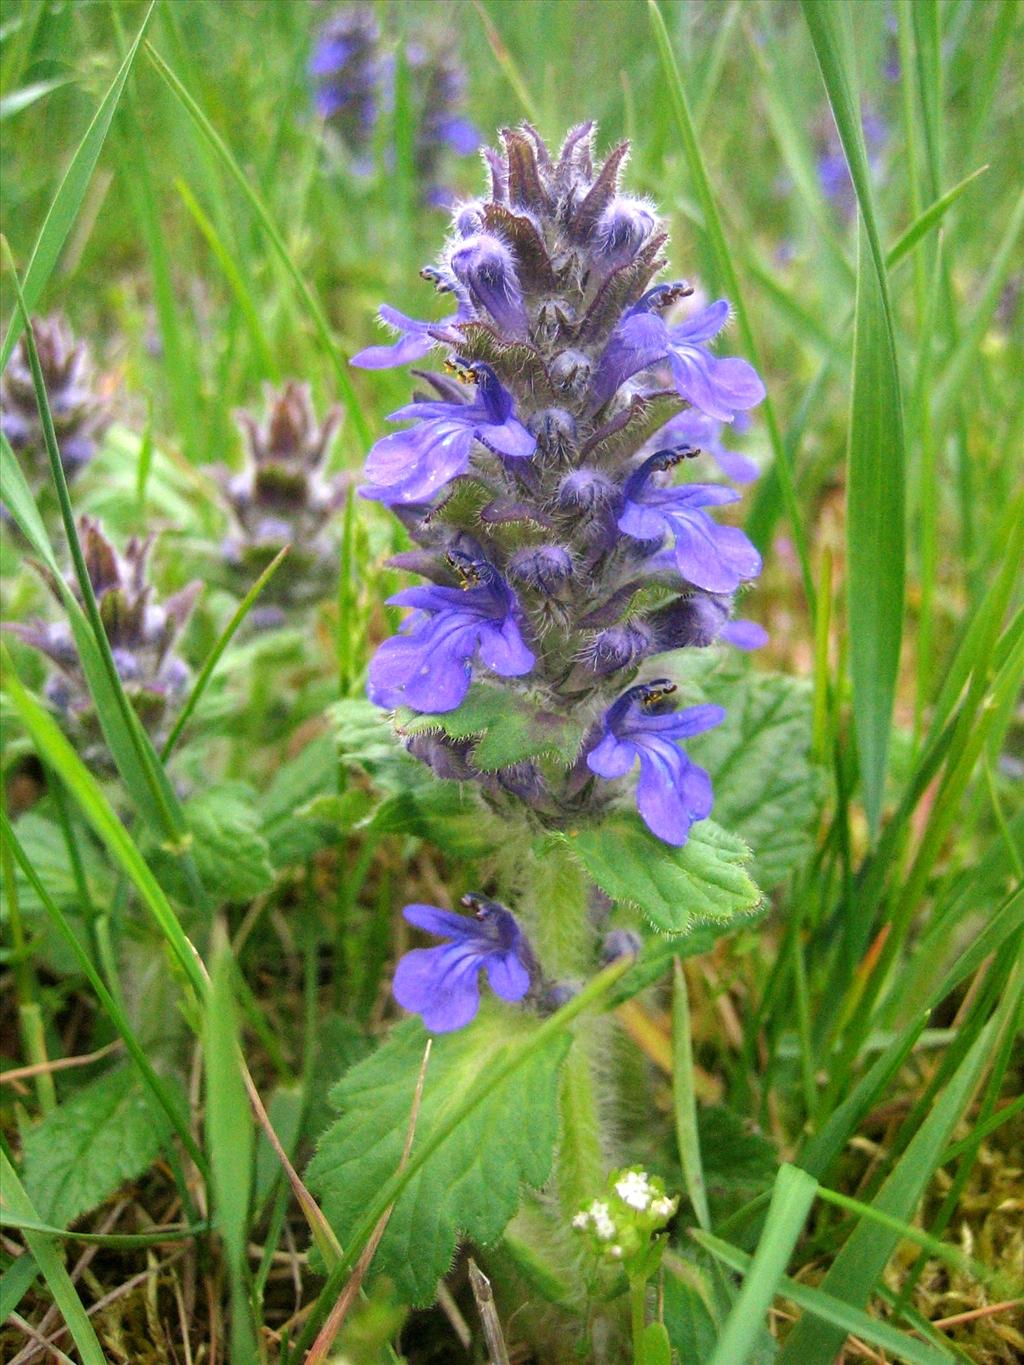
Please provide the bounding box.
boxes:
[707,1164,818,1365]
[647,0,815,614]
[1,663,207,999]
[0,3,155,369]
[0,1153,107,1365]
[779,1017,997,1362]
[160,545,290,760]
[143,41,371,453]
[206,927,258,1362]
[846,219,907,835]
[672,958,711,1230]
[800,0,907,836]
[2,245,188,841]
[692,1234,954,1364]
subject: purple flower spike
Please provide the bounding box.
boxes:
[593,295,765,422]
[393,895,533,1033]
[360,362,536,505]
[586,681,725,846]
[619,450,762,594]
[649,410,760,484]
[368,553,534,712]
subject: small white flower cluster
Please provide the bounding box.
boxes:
[571,1167,679,1267]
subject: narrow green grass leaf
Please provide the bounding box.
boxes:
[780,1018,996,1363]
[143,41,371,452]
[0,76,74,121]
[0,3,154,369]
[708,1164,817,1365]
[206,929,258,1362]
[672,959,710,1230]
[800,0,907,837]
[1,666,206,998]
[0,811,208,1175]
[695,1231,954,1364]
[846,220,906,835]
[471,0,542,126]
[933,189,1024,427]
[174,176,280,382]
[0,1252,39,1322]
[160,545,290,759]
[887,165,989,269]
[647,0,815,614]
[0,1153,106,1365]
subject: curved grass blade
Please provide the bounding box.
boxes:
[0,2,155,369]
[691,1234,954,1364]
[800,0,906,838]
[2,245,188,841]
[0,1153,106,1365]
[779,1016,997,1363]
[707,1164,818,1365]
[206,929,258,1363]
[173,176,280,383]
[1,664,207,999]
[160,545,290,760]
[143,41,371,453]
[647,0,815,615]
[0,812,208,1177]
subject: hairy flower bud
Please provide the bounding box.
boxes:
[1,314,110,485]
[215,382,346,611]
[6,518,198,765]
[586,621,652,675]
[557,467,617,511]
[507,545,573,595]
[597,197,656,267]
[449,234,528,335]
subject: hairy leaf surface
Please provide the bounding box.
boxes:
[569,815,761,934]
[308,1010,568,1304]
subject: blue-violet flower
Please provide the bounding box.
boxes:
[393,895,533,1032]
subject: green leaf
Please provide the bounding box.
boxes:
[569,815,761,934]
[0,1153,106,1365]
[685,670,825,888]
[21,1065,176,1227]
[846,219,906,837]
[308,1010,569,1305]
[800,0,906,837]
[696,1231,954,1365]
[205,931,257,1362]
[0,4,155,369]
[708,1164,817,1365]
[779,1018,998,1363]
[177,783,275,902]
[401,684,586,771]
[639,1320,672,1365]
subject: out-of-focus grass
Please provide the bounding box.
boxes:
[1,0,1021,1361]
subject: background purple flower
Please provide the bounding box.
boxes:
[393,898,533,1032]
[587,682,725,845]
